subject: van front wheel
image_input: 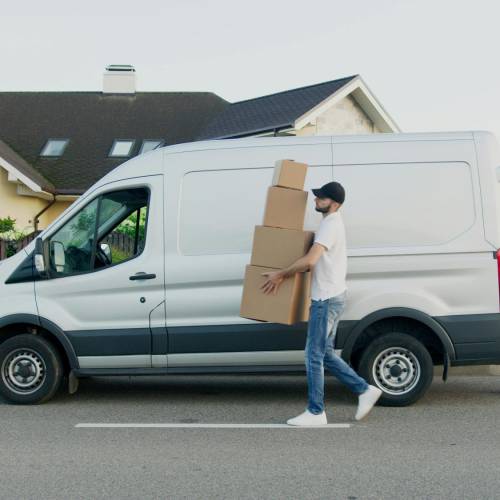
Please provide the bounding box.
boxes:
[357,333,433,407]
[0,334,63,404]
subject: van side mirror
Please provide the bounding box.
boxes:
[34,238,46,274]
[100,243,112,262]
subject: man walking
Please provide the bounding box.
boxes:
[261,181,381,426]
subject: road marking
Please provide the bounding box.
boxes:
[75,423,351,429]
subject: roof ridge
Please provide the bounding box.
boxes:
[230,75,359,106]
[0,90,225,96]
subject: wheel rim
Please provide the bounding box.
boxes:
[1,348,46,395]
[372,347,421,396]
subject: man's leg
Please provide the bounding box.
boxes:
[287,299,330,425]
[304,299,330,414]
[323,292,369,395]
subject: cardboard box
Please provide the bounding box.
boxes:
[240,265,311,325]
[250,226,314,269]
[272,159,308,190]
[263,186,308,230]
[297,272,311,322]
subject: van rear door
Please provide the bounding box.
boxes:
[473,131,500,250]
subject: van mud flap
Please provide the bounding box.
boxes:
[442,352,450,382]
[68,370,79,395]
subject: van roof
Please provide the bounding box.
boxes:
[160,130,481,156]
[96,130,493,187]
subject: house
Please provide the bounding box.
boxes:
[0,65,399,233]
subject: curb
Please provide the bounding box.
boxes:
[434,365,500,376]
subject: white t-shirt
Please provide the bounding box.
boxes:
[311,211,347,300]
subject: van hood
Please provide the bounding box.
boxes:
[0,249,29,282]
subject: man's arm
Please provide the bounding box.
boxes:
[280,243,326,278]
[260,243,326,295]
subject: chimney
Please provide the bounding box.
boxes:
[103,64,136,94]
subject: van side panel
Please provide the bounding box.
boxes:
[164,143,331,364]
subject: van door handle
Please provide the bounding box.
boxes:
[129,272,157,281]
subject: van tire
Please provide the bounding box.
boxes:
[0,334,63,404]
[357,332,433,407]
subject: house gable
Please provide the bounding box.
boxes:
[294,76,400,133]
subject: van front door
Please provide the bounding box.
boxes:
[34,176,166,370]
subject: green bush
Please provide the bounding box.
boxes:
[0,216,16,235]
[114,209,147,241]
[0,217,31,257]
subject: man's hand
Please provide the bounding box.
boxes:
[261,270,285,295]
[259,244,325,296]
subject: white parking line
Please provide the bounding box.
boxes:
[75,423,351,429]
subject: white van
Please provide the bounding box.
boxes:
[1,131,499,406]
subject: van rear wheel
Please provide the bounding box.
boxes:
[357,332,433,407]
[0,334,63,405]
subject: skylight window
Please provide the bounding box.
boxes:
[40,139,69,157]
[109,140,135,157]
[139,140,164,155]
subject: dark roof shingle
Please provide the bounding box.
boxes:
[196,75,357,140]
[0,91,229,193]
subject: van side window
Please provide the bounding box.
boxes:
[47,188,149,277]
[100,204,148,265]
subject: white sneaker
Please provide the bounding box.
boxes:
[355,385,382,421]
[286,410,327,426]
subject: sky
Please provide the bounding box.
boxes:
[1,0,500,139]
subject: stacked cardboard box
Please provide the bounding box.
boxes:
[240,160,314,325]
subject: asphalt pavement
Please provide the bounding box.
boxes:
[1,374,500,499]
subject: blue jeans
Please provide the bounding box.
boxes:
[305,291,369,414]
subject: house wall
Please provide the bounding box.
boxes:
[0,168,73,234]
[296,94,380,136]
[39,199,74,229]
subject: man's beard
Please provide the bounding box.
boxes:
[315,206,330,213]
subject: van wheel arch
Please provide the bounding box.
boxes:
[0,315,78,372]
[343,308,456,368]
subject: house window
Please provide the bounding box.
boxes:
[139,139,164,155]
[109,140,135,157]
[40,139,69,157]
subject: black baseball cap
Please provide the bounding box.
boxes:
[312,181,345,204]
